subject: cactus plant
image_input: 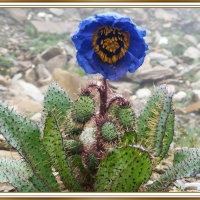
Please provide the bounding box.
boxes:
[0,11,197,193]
[0,80,177,192]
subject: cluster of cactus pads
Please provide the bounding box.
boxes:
[0,79,200,192]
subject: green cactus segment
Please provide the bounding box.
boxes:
[86,154,99,172]
[65,116,84,135]
[0,101,59,191]
[71,155,91,184]
[0,158,37,192]
[101,122,118,141]
[73,95,95,123]
[117,106,135,131]
[137,84,167,143]
[43,111,82,191]
[153,92,173,157]
[119,131,137,146]
[147,148,200,192]
[94,146,152,192]
[42,82,73,135]
[64,139,82,155]
[159,110,175,160]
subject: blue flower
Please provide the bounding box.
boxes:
[72,12,148,81]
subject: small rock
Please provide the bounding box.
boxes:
[49,8,64,16]
[162,49,173,57]
[0,48,9,55]
[52,68,87,101]
[36,64,52,81]
[0,150,21,159]
[184,101,200,113]
[6,94,43,117]
[141,56,152,70]
[0,183,15,192]
[191,80,200,89]
[185,186,198,191]
[110,81,135,96]
[40,46,63,61]
[154,8,174,21]
[148,52,168,62]
[184,34,198,46]
[0,75,10,87]
[11,80,44,103]
[8,38,19,45]
[127,66,174,84]
[167,84,176,93]
[6,8,27,24]
[173,91,187,101]
[183,47,200,59]
[194,70,200,80]
[24,68,37,85]
[45,54,67,73]
[192,90,200,101]
[30,112,41,122]
[159,59,176,68]
[136,88,151,99]
[30,20,79,34]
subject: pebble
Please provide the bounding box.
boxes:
[173,91,187,101]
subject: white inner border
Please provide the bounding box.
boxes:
[0,3,200,6]
[0,2,200,198]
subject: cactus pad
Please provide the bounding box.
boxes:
[86,154,99,172]
[117,106,135,131]
[42,82,73,136]
[64,139,82,155]
[148,148,200,191]
[42,110,82,191]
[73,95,95,123]
[94,146,152,192]
[0,158,37,192]
[0,101,59,191]
[101,122,118,142]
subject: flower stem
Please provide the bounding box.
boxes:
[99,78,108,117]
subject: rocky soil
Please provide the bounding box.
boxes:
[1,7,200,192]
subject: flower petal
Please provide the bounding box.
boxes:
[72,20,102,51]
[93,52,131,81]
[127,51,146,73]
[76,49,97,74]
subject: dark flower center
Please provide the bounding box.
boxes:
[92,26,130,64]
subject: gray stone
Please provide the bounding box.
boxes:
[45,54,67,74]
[40,46,63,61]
[127,66,174,83]
[49,8,64,16]
[173,91,187,101]
[184,34,198,46]
[159,59,176,68]
[154,8,175,21]
[6,8,27,24]
[30,112,42,122]
[0,75,11,87]
[30,20,79,34]
[136,88,151,99]
[11,80,44,103]
[162,49,173,57]
[52,68,87,101]
[192,90,200,101]
[183,47,200,59]
[191,80,200,89]
[194,70,200,80]
[0,150,21,159]
[147,52,168,61]
[5,94,43,117]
